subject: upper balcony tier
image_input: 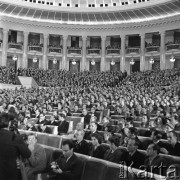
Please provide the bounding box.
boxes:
[0,0,180,25]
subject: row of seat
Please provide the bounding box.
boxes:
[37,144,164,180]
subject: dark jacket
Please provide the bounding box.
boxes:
[73,139,89,155]
[121,150,145,169]
[58,121,69,134]
[0,129,31,180]
[167,142,180,157]
[55,154,83,180]
[104,148,123,163]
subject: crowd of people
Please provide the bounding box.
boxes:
[0,67,180,179]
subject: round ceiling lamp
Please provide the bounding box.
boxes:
[12,55,18,61]
[72,59,76,65]
[33,57,38,63]
[149,57,154,64]
[53,58,57,64]
[111,61,115,66]
[170,55,175,62]
[91,60,95,65]
[130,58,135,65]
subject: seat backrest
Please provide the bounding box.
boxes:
[47,135,62,148]
[37,133,48,145]
[72,113,81,117]
[81,158,107,180]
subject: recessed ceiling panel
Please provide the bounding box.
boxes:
[75,13,82,21]
[69,13,75,21]
[101,13,111,21]
[113,12,124,21]
[0,4,9,12]
[94,13,103,22]
[11,7,22,15]
[33,10,42,19]
[4,5,15,14]
[19,8,29,16]
[54,12,62,20]
[61,12,68,21]
[82,13,89,21]
[88,13,96,21]
[41,11,49,19]
[48,11,55,20]
[120,11,131,20]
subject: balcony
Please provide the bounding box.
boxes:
[8,42,23,50]
[106,49,120,55]
[166,44,180,51]
[68,48,82,55]
[48,47,62,54]
[126,47,140,54]
[146,46,160,53]
[28,45,43,52]
[87,49,101,55]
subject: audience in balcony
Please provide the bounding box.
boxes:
[145,42,160,47]
[166,40,180,45]
[28,42,43,47]
[106,45,120,49]
[48,44,62,48]
[87,45,101,49]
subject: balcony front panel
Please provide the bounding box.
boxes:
[106,49,120,55]
[49,47,62,54]
[28,46,43,52]
[87,49,101,55]
[126,48,140,54]
[8,43,23,51]
[68,49,82,55]
[146,46,160,53]
[166,44,180,51]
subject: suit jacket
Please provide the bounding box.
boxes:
[121,150,145,169]
[144,155,167,175]
[73,139,89,155]
[58,120,69,134]
[0,129,31,180]
[104,148,123,163]
[81,114,91,128]
[25,144,47,180]
[38,126,52,134]
[56,154,83,180]
[167,142,180,157]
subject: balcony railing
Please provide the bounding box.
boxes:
[146,46,160,53]
[49,47,62,54]
[87,49,101,55]
[126,47,140,54]
[106,49,120,55]
[8,43,23,50]
[166,44,180,51]
[68,48,82,55]
[28,46,43,52]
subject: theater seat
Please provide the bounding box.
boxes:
[81,159,107,180]
[47,135,62,148]
[37,133,48,145]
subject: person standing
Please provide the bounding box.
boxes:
[0,113,31,180]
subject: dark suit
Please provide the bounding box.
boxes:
[167,142,180,157]
[58,120,69,134]
[25,144,47,180]
[38,126,52,134]
[0,129,31,180]
[81,114,91,128]
[104,148,123,163]
[50,154,83,180]
[47,121,58,126]
[121,150,145,169]
[144,155,167,175]
[73,139,89,155]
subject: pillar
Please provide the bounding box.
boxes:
[62,35,68,70]
[140,33,145,71]
[101,36,106,71]
[120,35,126,72]
[22,31,29,68]
[2,29,8,66]
[43,34,48,69]
[160,31,166,70]
[82,36,87,71]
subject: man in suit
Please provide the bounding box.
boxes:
[50,140,83,180]
[58,113,69,135]
[80,108,91,129]
[25,133,47,180]
[0,113,31,180]
[144,143,167,175]
[121,138,145,169]
[166,131,180,156]
[74,130,89,155]
[84,121,99,140]
[38,123,52,134]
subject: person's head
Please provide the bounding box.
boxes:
[127,127,138,138]
[146,143,160,158]
[90,122,97,133]
[142,115,148,124]
[171,115,179,126]
[74,105,79,111]
[167,131,178,146]
[91,107,96,114]
[108,135,120,150]
[62,140,74,159]
[76,122,83,130]
[151,130,162,142]
[40,123,47,131]
[50,115,56,122]
[127,138,139,154]
[102,116,110,125]
[82,109,88,116]
[75,130,85,142]
[91,133,102,146]
[39,113,45,121]
[0,113,11,129]
[27,133,37,146]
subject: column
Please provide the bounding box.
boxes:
[2,29,8,66]
[43,34,48,69]
[62,35,68,70]
[101,36,106,71]
[140,33,145,71]
[120,35,126,72]
[82,35,87,71]
[160,31,166,70]
[23,31,29,68]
